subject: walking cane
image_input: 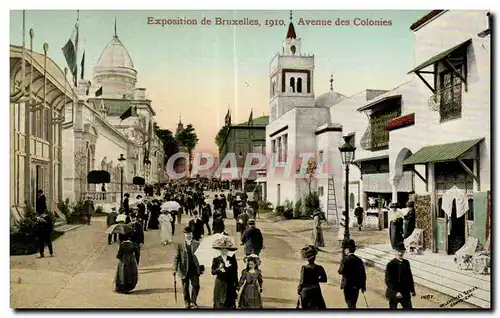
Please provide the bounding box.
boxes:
[363,292,369,308]
[174,276,178,303]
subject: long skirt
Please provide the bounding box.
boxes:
[115,255,138,293]
[239,284,262,308]
[299,286,326,309]
[213,278,237,308]
[313,227,325,248]
[159,220,173,243]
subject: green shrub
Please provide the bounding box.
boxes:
[275,205,285,216]
[258,200,272,209]
[283,200,294,219]
[68,200,87,224]
[294,200,302,219]
[58,199,71,222]
[304,192,320,217]
[95,206,104,215]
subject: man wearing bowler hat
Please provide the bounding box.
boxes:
[385,243,416,309]
[338,239,366,309]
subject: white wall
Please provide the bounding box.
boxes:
[392,11,491,192]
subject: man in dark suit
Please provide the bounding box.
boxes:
[173,227,202,309]
[201,201,212,235]
[188,211,204,241]
[83,195,95,225]
[36,210,53,258]
[123,193,130,215]
[241,219,263,256]
[385,243,416,309]
[338,239,366,308]
[36,190,47,215]
[129,213,144,266]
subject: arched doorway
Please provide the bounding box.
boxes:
[393,148,413,205]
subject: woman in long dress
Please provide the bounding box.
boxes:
[312,211,325,248]
[338,211,346,243]
[238,254,263,308]
[158,211,173,245]
[297,245,327,309]
[114,233,139,294]
[211,235,239,308]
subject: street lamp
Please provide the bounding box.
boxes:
[118,154,126,208]
[338,135,356,257]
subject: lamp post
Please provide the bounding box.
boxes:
[338,136,356,258]
[118,154,126,208]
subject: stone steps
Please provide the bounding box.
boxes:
[356,245,490,308]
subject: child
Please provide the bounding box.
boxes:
[237,254,263,308]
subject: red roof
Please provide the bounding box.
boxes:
[410,10,444,31]
[286,22,297,39]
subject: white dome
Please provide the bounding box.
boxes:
[314,90,347,108]
[95,36,134,70]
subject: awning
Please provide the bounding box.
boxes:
[403,138,484,165]
[354,155,389,163]
[357,95,401,112]
[255,177,267,183]
[407,39,471,74]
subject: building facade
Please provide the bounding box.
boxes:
[10,44,73,224]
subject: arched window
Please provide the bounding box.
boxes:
[349,193,355,210]
[289,77,295,93]
[297,78,303,93]
[467,198,474,221]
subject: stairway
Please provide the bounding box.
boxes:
[326,176,339,224]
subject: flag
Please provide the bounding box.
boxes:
[80,51,85,79]
[95,86,103,97]
[119,106,133,121]
[62,23,79,81]
[248,109,253,126]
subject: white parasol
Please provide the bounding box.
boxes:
[161,201,181,212]
[195,233,236,267]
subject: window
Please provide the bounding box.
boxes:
[438,197,445,218]
[349,193,355,209]
[318,150,324,164]
[36,110,41,138]
[282,134,288,162]
[297,78,303,93]
[289,77,295,93]
[467,198,474,221]
[318,186,324,197]
[44,109,49,141]
[370,110,399,150]
[439,65,463,122]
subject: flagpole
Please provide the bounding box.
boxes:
[75,10,80,88]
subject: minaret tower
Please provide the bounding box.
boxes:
[268,10,315,123]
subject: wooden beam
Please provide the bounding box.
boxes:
[417,71,435,74]
[457,159,479,183]
[415,71,435,94]
[410,166,427,184]
[443,58,468,91]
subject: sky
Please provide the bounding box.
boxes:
[10,9,428,153]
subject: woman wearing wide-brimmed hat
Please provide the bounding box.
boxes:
[297,245,327,309]
[311,210,325,249]
[211,235,239,308]
[237,254,263,308]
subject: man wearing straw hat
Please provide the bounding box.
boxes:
[338,239,366,309]
[385,243,416,309]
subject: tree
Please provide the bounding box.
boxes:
[155,127,179,165]
[176,124,199,178]
[215,125,229,149]
[305,158,317,194]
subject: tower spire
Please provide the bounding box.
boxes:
[114,17,117,38]
[330,74,334,91]
[286,10,297,39]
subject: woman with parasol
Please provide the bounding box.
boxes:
[312,210,325,249]
[211,235,239,308]
[237,254,263,309]
[114,229,139,294]
[297,245,327,309]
